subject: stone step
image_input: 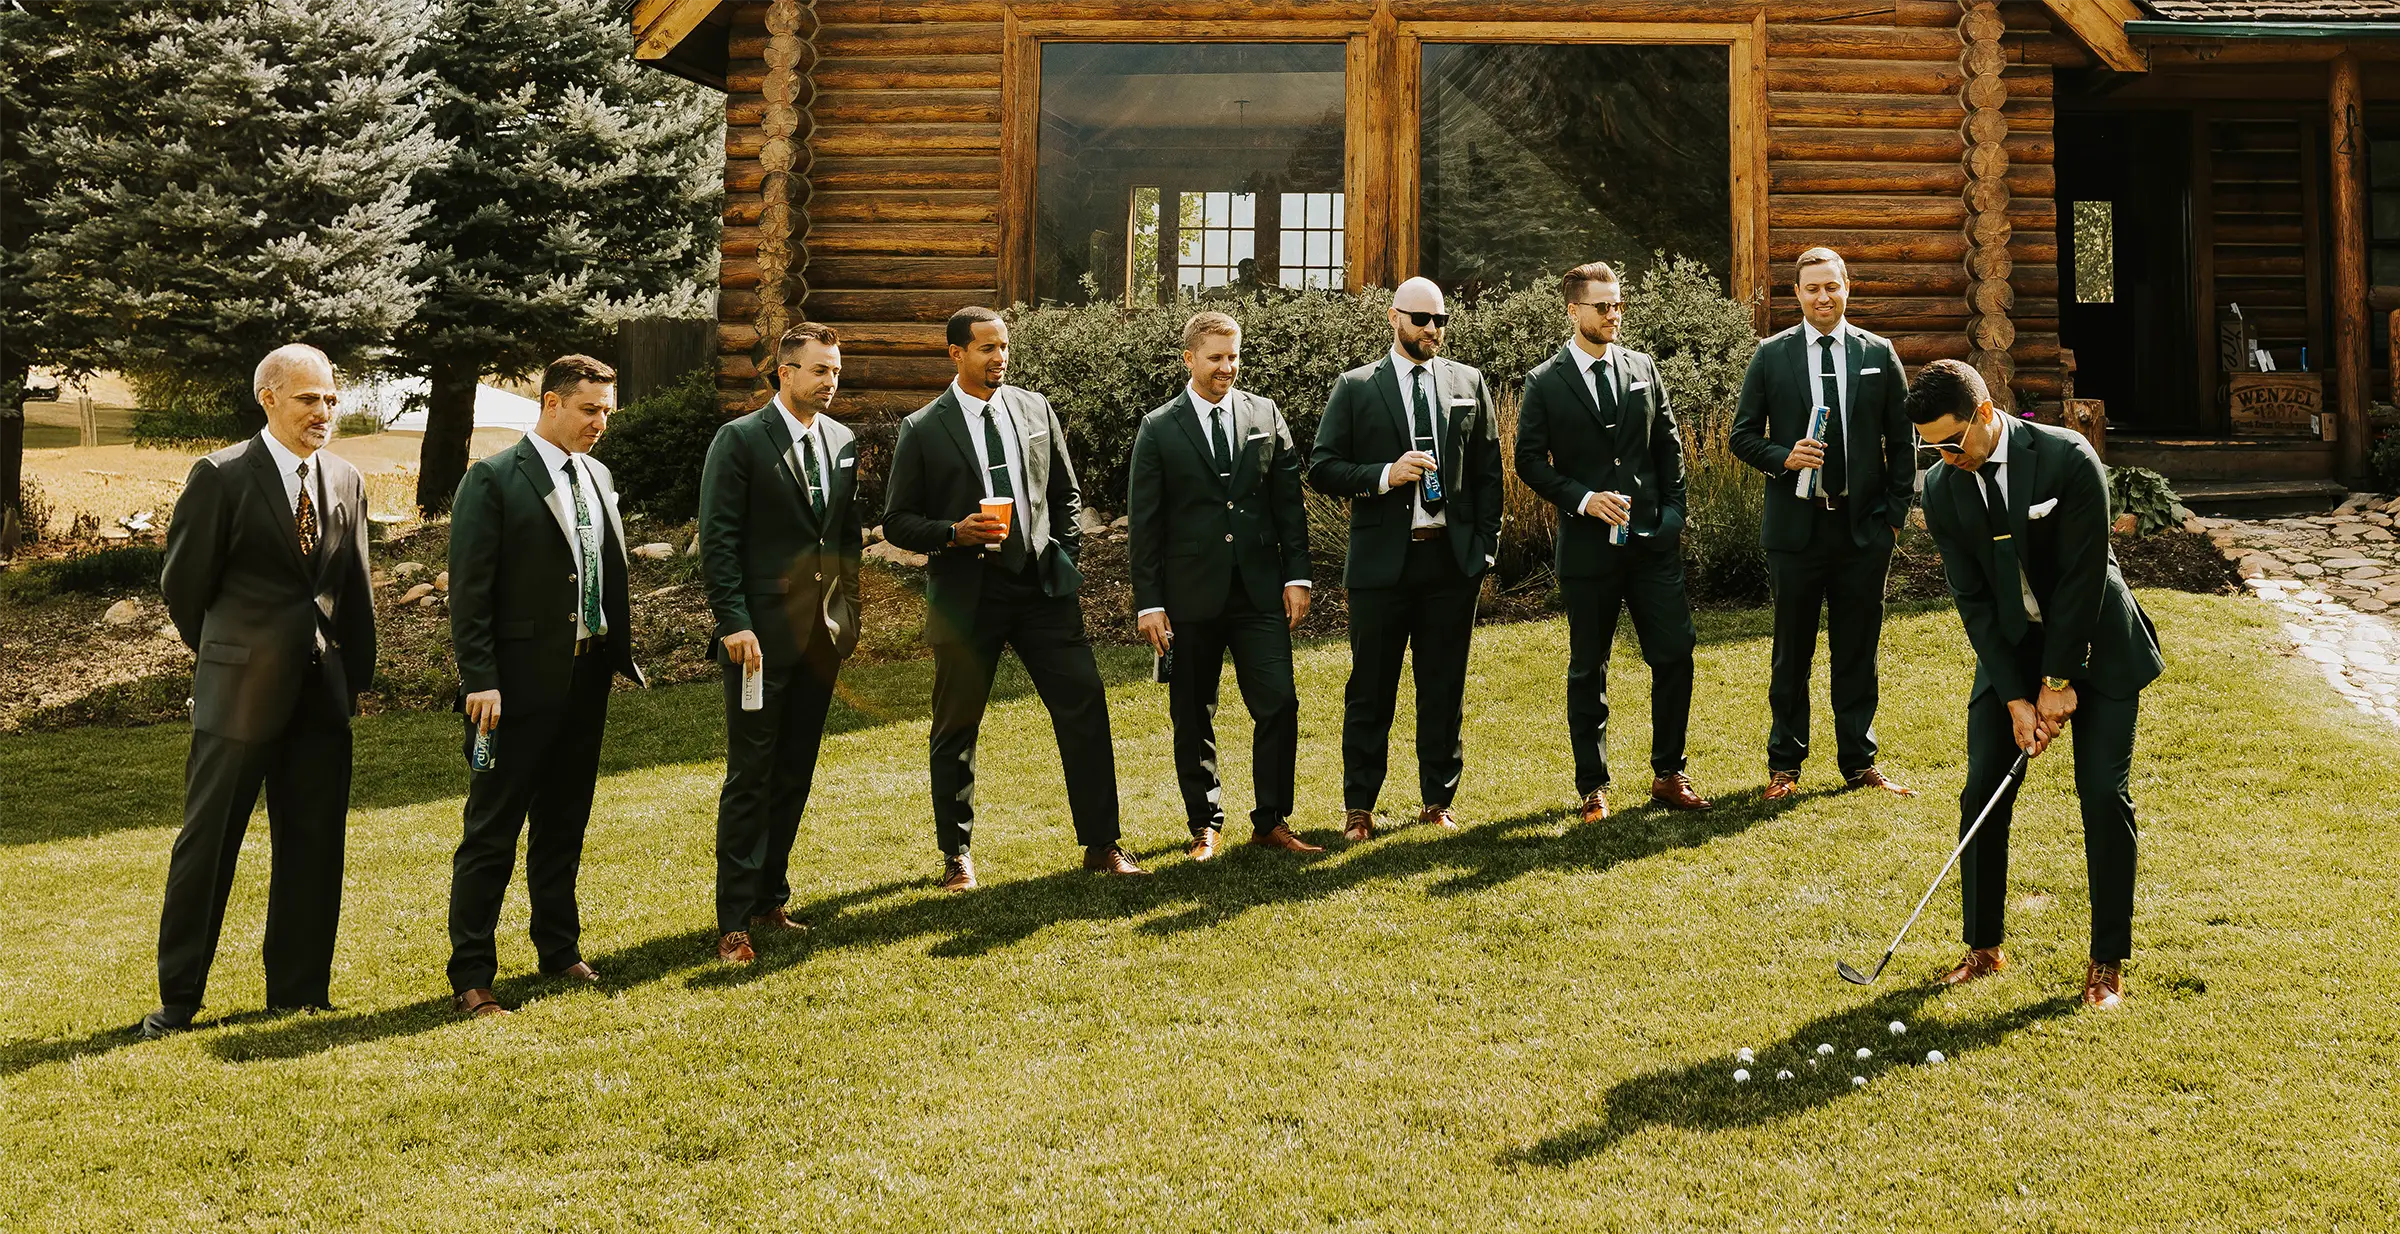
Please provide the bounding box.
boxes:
[2174,479,2352,519]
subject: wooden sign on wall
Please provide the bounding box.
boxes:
[2228,372,2325,437]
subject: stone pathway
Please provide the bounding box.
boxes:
[2201,492,2400,728]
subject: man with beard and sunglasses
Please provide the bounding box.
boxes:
[1307,276,1503,842]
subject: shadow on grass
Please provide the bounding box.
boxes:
[0,1007,289,1078]
[1504,987,2080,1167]
[0,646,1157,847]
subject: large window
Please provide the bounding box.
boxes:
[1035,43,1346,306]
[1417,43,1731,296]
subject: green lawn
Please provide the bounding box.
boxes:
[2,592,2394,1230]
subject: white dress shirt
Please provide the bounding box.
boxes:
[255,430,327,522]
[774,393,828,512]
[1135,385,1311,619]
[1569,339,1622,517]
[525,429,607,639]
[953,380,1027,509]
[1804,319,1852,496]
[1374,347,1447,530]
[1973,425,2043,624]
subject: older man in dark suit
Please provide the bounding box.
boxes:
[444,355,645,1016]
[146,344,376,1037]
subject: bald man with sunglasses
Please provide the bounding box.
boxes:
[1308,277,1504,841]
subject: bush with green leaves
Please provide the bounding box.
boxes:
[2372,429,2400,493]
[2106,465,2184,536]
[590,365,720,522]
[0,544,163,604]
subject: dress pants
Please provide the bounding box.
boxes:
[1341,537,1478,811]
[1562,544,1698,795]
[1959,629,2141,963]
[928,559,1120,856]
[1765,504,1895,775]
[1167,572,1299,836]
[715,634,839,934]
[447,649,612,993]
[158,657,352,1012]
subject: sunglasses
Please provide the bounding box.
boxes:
[1571,300,1626,316]
[1914,435,1968,459]
[1398,310,1450,328]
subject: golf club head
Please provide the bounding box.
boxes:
[1836,959,1874,986]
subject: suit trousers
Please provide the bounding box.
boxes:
[1562,547,1698,795]
[446,650,612,992]
[1341,537,1478,811]
[1959,630,2141,963]
[159,657,352,1012]
[928,560,1120,855]
[1765,505,1895,775]
[1168,572,1299,835]
[715,636,839,933]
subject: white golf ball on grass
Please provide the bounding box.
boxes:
[1926,1050,1947,1065]
[1851,1075,1867,1087]
[1888,1020,1907,1036]
[1733,1068,1750,1083]
[1855,1047,1873,1060]
[1816,1043,1835,1057]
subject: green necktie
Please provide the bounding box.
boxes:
[566,458,604,636]
[980,405,1026,572]
[800,428,826,522]
[1209,404,1234,488]
[1818,336,1848,497]
[1409,365,1444,514]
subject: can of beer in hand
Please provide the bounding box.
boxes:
[1795,404,1831,499]
[468,724,498,772]
[1420,461,1444,505]
[740,657,764,711]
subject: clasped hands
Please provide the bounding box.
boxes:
[2006,683,2078,757]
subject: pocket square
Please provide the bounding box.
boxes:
[1860,367,1883,375]
[1447,397,1476,407]
[1244,429,1268,441]
[1627,380,1650,392]
[2028,498,2058,519]
[839,457,855,468]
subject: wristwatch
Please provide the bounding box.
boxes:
[2042,675,2071,691]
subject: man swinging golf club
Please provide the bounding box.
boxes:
[1901,359,2162,1009]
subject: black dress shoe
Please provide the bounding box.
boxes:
[139,1006,196,1039]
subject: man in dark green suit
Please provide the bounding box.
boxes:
[698,323,863,964]
[1128,310,1321,861]
[1730,247,1918,801]
[882,306,1144,890]
[445,355,645,1017]
[1905,358,2163,1009]
[1513,262,1713,823]
[1308,276,1504,842]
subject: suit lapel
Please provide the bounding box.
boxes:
[1842,328,1868,478]
[1003,387,1046,504]
[819,417,854,519]
[1374,355,1412,447]
[1432,359,1467,465]
[1788,330,1816,433]
[1554,343,1606,432]
[2006,419,2036,543]
[1231,391,1266,498]
[245,441,310,577]
[1615,349,1649,454]
[760,406,821,536]
[512,436,577,551]
[1167,388,1215,487]
[933,388,980,491]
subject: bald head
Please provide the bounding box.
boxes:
[254,343,338,457]
[1388,277,1450,362]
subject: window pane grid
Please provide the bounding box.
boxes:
[1278,191,1344,290]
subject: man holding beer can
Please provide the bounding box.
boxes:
[1512,262,1712,822]
[881,307,1144,890]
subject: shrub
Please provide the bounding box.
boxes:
[592,365,723,522]
[10,475,54,549]
[1683,418,1769,605]
[0,544,164,604]
[335,409,385,437]
[2373,429,2400,493]
[2107,465,2184,536]
[128,370,250,447]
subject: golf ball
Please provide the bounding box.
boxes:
[1816,1043,1835,1057]
[1856,1047,1873,1060]
[1851,1075,1867,1087]
[1888,1020,1907,1036]
[1776,1069,1794,1081]
[1926,1050,1947,1065]
[1733,1068,1751,1083]
[1736,1047,1754,1064]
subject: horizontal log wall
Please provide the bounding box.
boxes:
[703,0,2084,422]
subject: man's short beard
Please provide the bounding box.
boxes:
[1397,334,1437,362]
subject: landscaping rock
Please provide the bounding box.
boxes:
[1076,507,1109,536]
[400,582,436,605]
[433,571,449,592]
[631,542,676,560]
[2292,563,2325,577]
[394,561,425,581]
[863,540,928,569]
[101,599,142,626]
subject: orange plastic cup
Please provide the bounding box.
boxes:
[978,495,1014,552]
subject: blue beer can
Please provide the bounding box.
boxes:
[468,725,498,772]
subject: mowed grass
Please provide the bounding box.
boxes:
[2,591,2395,1230]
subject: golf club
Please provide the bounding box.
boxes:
[1838,750,2032,986]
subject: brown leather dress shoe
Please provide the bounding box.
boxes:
[454,989,510,1018]
[1763,769,1801,801]
[1847,765,1919,798]
[1084,844,1150,876]
[1939,946,2007,985]
[940,853,977,892]
[1248,823,1324,853]
[1651,772,1713,811]
[544,961,600,983]
[1419,804,1460,830]
[2083,960,2125,1009]
[1186,829,1220,861]
[715,931,756,965]
[749,907,808,933]
[1343,809,1377,842]
[1579,789,1609,824]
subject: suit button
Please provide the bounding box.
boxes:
[1614,458,1622,466]
[1226,501,1234,509]
[814,572,823,581]
[1224,533,1234,542]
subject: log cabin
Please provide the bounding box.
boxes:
[632,0,2400,511]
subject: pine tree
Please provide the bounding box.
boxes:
[13,0,445,434]
[397,0,722,514]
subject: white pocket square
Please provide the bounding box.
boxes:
[2028,498,2058,519]
[839,457,855,468]
[1244,429,1267,441]
[1447,397,1476,407]
[1627,380,1650,392]
[1860,367,1883,375]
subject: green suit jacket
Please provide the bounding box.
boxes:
[448,436,645,710]
[1307,352,1504,588]
[1513,341,1686,576]
[698,403,864,666]
[882,385,1085,643]
[1126,387,1312,621]
[1729,323,1915,551]
[1923,418,2163,703]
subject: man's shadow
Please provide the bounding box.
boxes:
[1504,986,2080,1167]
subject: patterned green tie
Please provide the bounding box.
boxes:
[800,428,826,522]
[566,458,604,635]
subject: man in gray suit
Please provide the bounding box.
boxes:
[146,344,376,1037]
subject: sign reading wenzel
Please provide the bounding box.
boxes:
[2229,372,2326,438]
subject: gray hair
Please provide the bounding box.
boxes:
[253,344,333,398]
